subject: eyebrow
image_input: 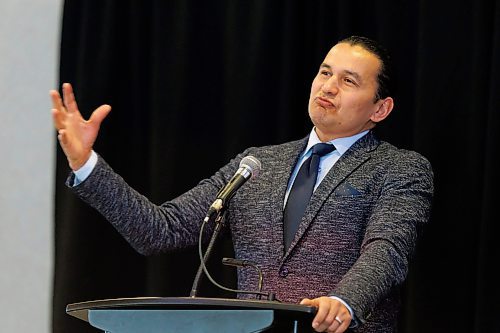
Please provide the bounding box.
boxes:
[320,63,363,83]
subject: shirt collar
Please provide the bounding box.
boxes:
[304,128,370,157]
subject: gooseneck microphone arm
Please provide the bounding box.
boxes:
[189,155,275,300]
[190,213,275,300]
[189,211,225,298]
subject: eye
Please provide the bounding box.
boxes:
[343,77,358,86]
[320,70,332,77]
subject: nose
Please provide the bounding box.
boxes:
[321,75,339,96]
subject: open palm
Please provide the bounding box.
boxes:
[50,83,111,170]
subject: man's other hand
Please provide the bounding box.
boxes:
[300,296,352,333]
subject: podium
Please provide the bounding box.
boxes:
[66,297,317,332]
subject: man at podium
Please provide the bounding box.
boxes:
[50,35,433,333]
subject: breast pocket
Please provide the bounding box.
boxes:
[332,181,362,197]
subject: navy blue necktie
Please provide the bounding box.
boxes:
[284,143,336,250]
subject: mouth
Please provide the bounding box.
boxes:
[315,96,335,108]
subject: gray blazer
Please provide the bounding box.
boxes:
[69,131,434,332]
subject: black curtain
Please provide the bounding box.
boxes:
[53,1,500,332]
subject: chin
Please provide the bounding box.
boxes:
[308,106,328,127]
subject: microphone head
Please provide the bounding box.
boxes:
[240,155,261,179]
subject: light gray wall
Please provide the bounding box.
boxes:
[0,0,62,331]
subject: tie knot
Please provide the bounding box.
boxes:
[311,143,336,157]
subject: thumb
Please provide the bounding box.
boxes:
[89,104,112,125]
[300,298,312,305]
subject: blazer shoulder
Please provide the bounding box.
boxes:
[376,141,433,176]
[243,137,308,158]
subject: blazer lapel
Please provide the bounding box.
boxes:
[282,131,380,260]
[267,137,308,255]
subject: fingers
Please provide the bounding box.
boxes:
[57,129,71,152]
[89,104,112,126]
[300,298,313,306]
[326,314,350,333]
[62,82,79,113]
[312,298,334,331]
[50,84,72,131]
[300,297,351,333]
[49,83,77,112]
[52,108,65,130]
[49,89,65,111]
[51,83,111,131]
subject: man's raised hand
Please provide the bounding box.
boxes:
[50,83,111,170]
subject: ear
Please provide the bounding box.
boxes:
[370,97,394,123]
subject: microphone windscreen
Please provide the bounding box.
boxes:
[240,156,261,179]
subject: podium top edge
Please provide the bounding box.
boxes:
[66,297,316,322]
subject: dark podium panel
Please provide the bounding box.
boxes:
[66,297,317,333]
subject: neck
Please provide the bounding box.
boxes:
[314,125,375,142]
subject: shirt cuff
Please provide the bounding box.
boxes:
[73,150,98,186]
[329,296,357,327]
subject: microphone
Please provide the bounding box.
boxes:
[204,155,261,222]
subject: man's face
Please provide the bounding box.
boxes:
[308,42,387,141]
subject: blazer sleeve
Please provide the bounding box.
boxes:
[329,150,434,324]
[66,152,244,255]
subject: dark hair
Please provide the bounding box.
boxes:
[338,36,394,101]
